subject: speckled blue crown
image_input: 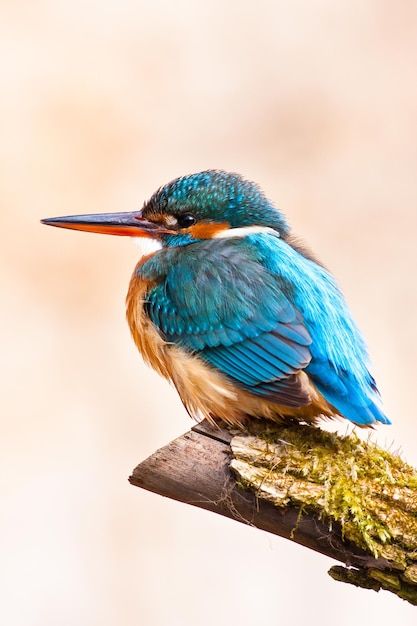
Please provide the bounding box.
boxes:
[144,170,290,234]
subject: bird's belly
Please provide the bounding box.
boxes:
[126,264,334,427]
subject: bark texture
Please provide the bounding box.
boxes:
[129,420,417,606]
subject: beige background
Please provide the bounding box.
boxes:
[1,1,417,625]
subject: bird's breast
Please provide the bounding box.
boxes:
[126,256,172,380]
[125,259,333,426]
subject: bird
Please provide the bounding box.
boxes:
[42,170,390,428]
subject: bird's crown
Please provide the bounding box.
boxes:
[142,170,290,241]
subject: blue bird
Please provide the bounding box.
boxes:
[42,170,390,427]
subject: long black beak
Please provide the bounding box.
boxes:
[41,211,167,238]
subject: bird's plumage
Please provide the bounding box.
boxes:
[43,169,390,428]
[138,230,389,426]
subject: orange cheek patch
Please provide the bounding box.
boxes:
[187,221,230,239]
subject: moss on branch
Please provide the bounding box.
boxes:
[229,423,417,605]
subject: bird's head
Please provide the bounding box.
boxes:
[42,170,290,247]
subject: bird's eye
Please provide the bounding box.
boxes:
[177,213,196,228]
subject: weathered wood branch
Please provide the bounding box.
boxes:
[129,420,417,606]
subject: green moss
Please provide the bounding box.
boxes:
[230,422,417,605]
[230,423,417,559]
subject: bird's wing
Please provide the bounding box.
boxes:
[253,232,391,425]
[145,238,313,407]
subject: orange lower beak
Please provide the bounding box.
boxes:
[41,211,166,238]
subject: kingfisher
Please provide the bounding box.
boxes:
[42,170,390,428]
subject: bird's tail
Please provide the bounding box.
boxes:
[310,370,391,426]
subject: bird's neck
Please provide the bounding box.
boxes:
[131,236,163,259]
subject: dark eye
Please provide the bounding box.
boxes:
[177,213,196,228]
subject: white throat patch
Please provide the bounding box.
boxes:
[131,237,162,259]
[212,226,279,239]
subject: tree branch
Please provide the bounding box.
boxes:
[129,419,417,606]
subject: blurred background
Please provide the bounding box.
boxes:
[1,1,417,624]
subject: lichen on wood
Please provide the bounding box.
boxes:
[229,423,417,605]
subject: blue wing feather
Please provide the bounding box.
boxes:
[253,233,390,425]
[141,233,390,425]
[144,239,313,407]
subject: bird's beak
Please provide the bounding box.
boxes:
[41,211,168,238]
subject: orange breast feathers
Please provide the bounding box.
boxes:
[125,258,334,427]
[125,257,171,380]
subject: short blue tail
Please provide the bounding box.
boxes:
[307,362,391,426]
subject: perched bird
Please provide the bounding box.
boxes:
[42,170,390,428]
